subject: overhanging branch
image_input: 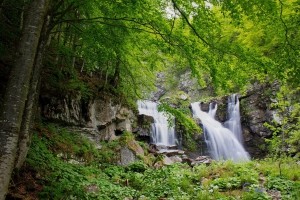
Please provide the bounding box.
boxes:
[278,0,296,51]
[171,0,210,47]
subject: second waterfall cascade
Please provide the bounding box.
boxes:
[224,94,243,143]
[137,100,176,147]
[191,95,250,162]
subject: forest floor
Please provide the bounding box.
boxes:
[7,123,300,200]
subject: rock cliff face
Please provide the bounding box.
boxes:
[40,94,136,142]
[41,95,84,125]
[240,83,279,158]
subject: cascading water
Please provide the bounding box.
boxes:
[224,94,243,143]
[137,100,176,146]
[191,101,250,162]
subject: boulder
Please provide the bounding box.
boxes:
[120,147,136,166]
[127,140,144,156]
[162,155,174,165]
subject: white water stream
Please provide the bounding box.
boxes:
[224,94,243,143]
[191,98,250,162]
[137,100,176,146]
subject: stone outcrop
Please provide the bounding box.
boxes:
[41,95,84,125]
[40,95,136,142]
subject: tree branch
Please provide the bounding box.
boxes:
[278,0,296,50]
[171,0,210,47]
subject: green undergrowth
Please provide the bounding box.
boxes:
[25,123,300,199]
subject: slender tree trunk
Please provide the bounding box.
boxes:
[0,0,49,199]
[15,15,51,169]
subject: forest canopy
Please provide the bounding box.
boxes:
[12,0,298,99]
[1,0,298,100]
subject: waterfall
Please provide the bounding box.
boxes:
[191,102,250,162]
[224,94,243,143]
[137,100,176,147]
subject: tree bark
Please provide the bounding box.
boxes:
[0,0,49,199]
[15,15,51,169]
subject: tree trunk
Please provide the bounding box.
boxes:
[0,0,49,199]
[15,15,51,169]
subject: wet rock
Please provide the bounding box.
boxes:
[191,156,212,166]
[199,99,227,122]
[243,128,253,142]
[169,155,183,163]
[136,114,154,137]
[157,149,185,156]
[155,145,169,150]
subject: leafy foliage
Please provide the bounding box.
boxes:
[265,84,300,158]
[39,0,300,103]
[158,102,202,151]
[24,124,300,199]
[158,102,202,135]
[266,176,300,199]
